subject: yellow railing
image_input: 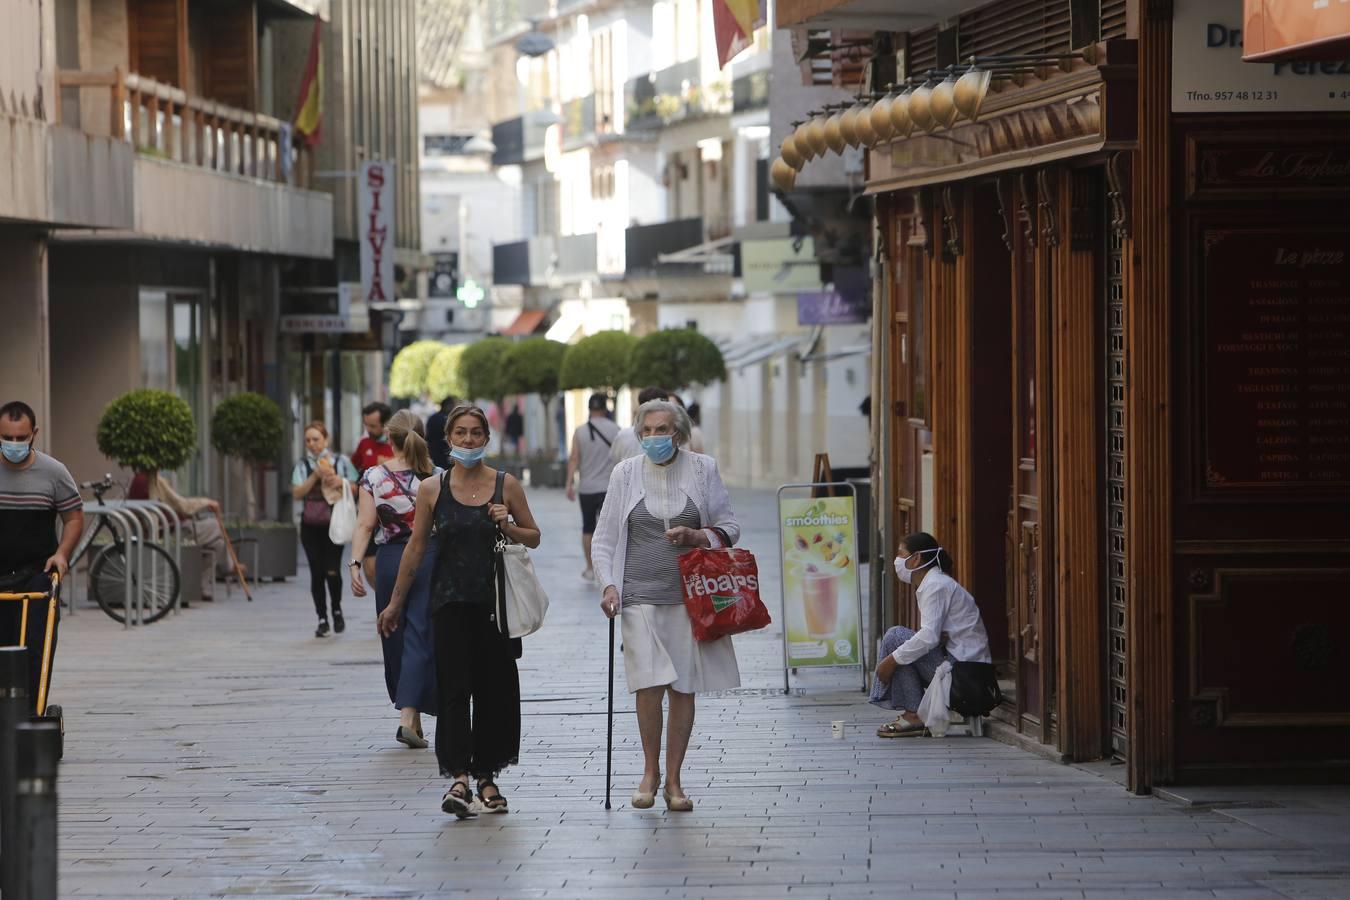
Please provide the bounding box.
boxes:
[53,68,311,188]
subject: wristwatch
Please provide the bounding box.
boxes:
[348,560,361,568]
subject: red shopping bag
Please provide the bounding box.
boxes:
[678,547,772,642]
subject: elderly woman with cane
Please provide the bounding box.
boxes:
[593,399,741,812]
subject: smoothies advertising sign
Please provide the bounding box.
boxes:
[779,495,862,668]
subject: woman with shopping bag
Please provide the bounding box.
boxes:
[379,405,541,818]
[593,399,743,812]
[871,532,997,737]
[290,421,359,638]
[350,410,440,749]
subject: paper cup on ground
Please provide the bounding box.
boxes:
[831,720,846,740]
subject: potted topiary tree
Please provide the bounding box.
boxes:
[558,330,637,394]
[210,391,295,580]
[389,340,446,402]
[628,328,727,391]
[426,343,467,404]
[501,337,569,487]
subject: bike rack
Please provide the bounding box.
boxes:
[77,504,142,629]
[112,501,183,616]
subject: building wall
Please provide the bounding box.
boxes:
[1,237,53,431]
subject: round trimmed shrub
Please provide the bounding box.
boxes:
[458,336,512,402]
[96,389,198,472]
[628,329,726,391]
[389,340,446,399]
[211,392,284,465]
[559,330,637,391]
[426,344,467,403]
[501,337,568,399]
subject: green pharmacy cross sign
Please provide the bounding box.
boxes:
[457,279,485,309]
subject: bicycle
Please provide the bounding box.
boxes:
[72,476,181,624]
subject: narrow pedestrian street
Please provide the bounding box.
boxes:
[51,488,1349,899]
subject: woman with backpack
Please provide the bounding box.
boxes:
[872,532,995,737]
[291,421,359,638]
[350,410,440,749]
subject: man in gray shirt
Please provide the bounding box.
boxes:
[0,400,84,707]
[566,393,621,581]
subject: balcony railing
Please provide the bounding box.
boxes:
[493,233,598,286]
[625,61,732,132]
[624,218,705,277]
[53,69,311,187]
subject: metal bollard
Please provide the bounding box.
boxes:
[1,647,30,899]
[13,722,60,900]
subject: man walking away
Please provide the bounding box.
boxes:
[426,396,458,471]
[0,401,84,705]
[609,386,670,463]
[567,393,620,582]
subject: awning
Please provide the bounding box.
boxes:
[800,343,872,364]
[501,309,548,336]
[719,334,810,371]
[657,236,736,274]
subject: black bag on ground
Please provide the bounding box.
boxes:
[948,661,1002,717]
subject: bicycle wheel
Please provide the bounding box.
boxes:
[90,540,180,624]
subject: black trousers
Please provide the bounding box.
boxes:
[433,603,521,780]
[299,523,343,620]
[0,569,60,712]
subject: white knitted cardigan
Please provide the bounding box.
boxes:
[591,449,740,604]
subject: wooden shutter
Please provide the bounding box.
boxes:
[203,1,258,110]
[129,0,188,87]
[1102,0,1127,40]
[958,0,1074,57]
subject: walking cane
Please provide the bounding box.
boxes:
[605,615,615,810]
[213,508,253,602]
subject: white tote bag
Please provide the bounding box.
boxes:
[494,541,550,638]
[489,470,548,638]
[328,480,357,545]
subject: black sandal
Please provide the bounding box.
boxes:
[441,780,476,819]
[476,779,509,814]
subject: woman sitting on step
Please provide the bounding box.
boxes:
[872,532,993,738]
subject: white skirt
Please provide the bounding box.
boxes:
[621,603,741,694]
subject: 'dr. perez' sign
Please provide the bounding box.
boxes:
[358,160,395,303]
[1173,0,1350,112]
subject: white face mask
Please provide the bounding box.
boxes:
[894,548,941,584]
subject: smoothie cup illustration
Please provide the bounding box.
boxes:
[802,568,842,637]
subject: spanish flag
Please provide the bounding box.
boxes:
[293,17,323,146]
[713,0,762,68]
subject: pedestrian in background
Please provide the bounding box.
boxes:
[0,401,83,706]
[671,394,706,453]
[380,405,541,818]
[504,403,524,457]
[129,468,235,602]
[593,399,741,812]
[608,386,670,463]
[566,392,620,582]
[425,395,458,471]
[352,401,394,586]
[291,421,359,637]
[351,410,439,749]
[873,532,992,738]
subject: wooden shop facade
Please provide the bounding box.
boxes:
[775,0,1350,792]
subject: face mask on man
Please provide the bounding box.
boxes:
[895,548,941,584]
[641,435,676,464]
[0,439,32,464]
[450,444,486,468]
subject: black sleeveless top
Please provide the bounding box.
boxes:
[429,470,498,613]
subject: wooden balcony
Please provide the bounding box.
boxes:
[53,69,312,188]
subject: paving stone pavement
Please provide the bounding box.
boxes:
[48,487,1350,899]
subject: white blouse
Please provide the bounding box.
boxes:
[591,449,739,606]
[892,570,993,665]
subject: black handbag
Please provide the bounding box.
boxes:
[948,661,1002,717]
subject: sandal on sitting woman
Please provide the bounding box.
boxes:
[476,779,509,814]
[877,717,928,738]
[441,779,476,819]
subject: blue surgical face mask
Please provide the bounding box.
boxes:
[450,444,486,468]
[641,435,676,464]
[1,440,33,464]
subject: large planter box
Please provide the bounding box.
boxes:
[487,458,527,482]
[527,460,567,488]
[235,525,298,581]
[178,545,205,606]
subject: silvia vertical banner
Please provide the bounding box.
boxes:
[359,160,395,303]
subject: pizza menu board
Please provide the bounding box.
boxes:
[1204,228,1350,491]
